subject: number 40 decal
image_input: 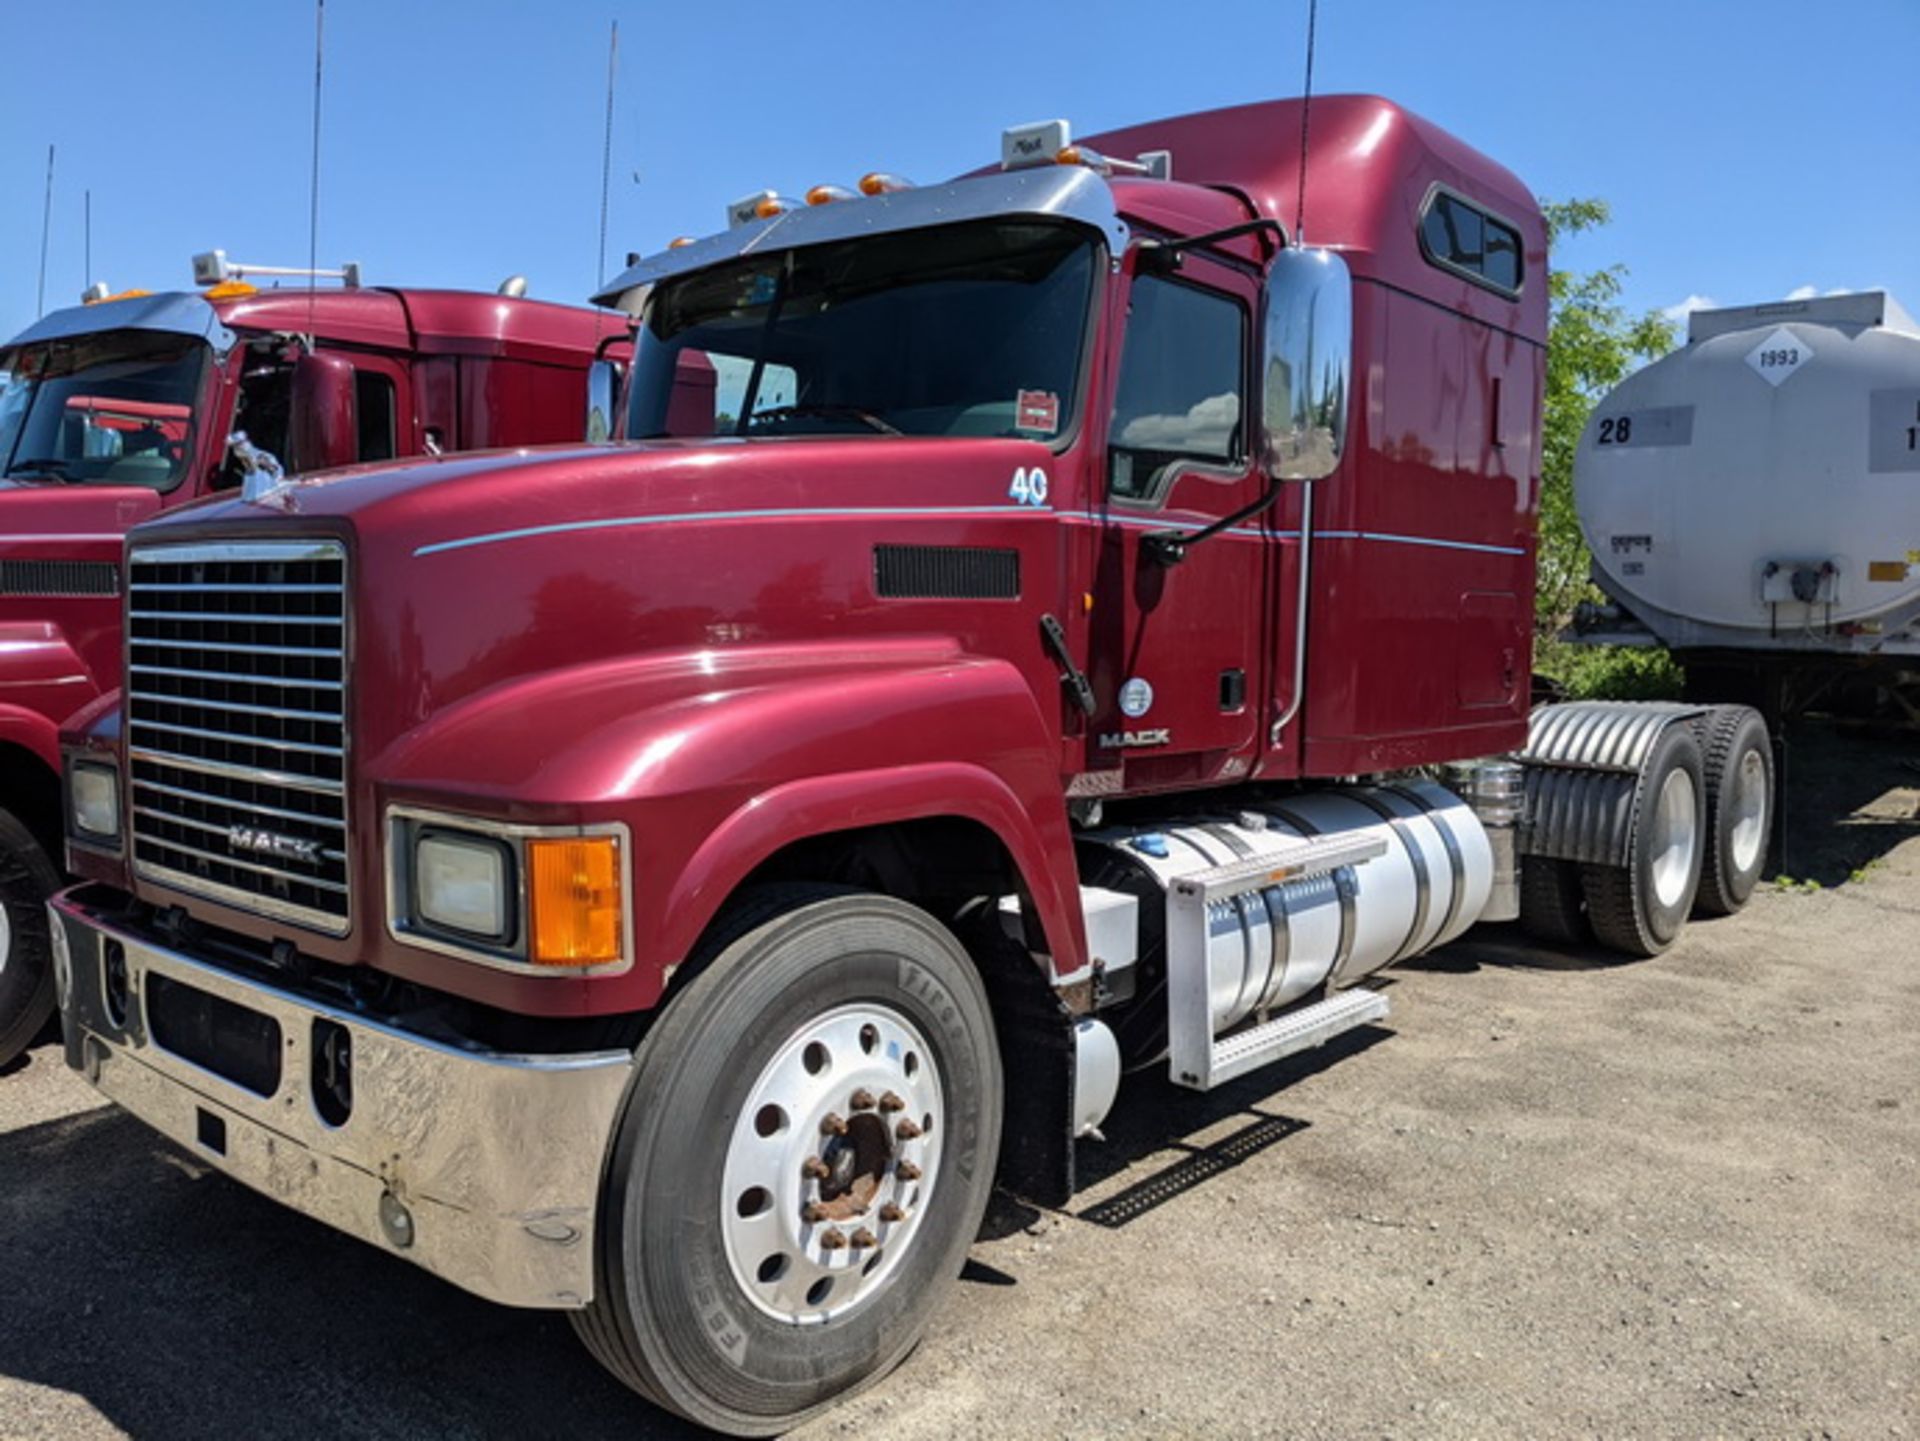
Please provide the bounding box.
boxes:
[1008,466,1050,507]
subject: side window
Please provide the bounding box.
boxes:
[355,371,397,462]
[1108,275,1245,502]
[1419,190,1524,297]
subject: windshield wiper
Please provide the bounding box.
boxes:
[5,457,73,479]
[747,403,902,436]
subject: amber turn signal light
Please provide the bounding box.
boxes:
[527,836,624,967]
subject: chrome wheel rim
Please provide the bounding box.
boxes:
[721,1003,944,1325]
[1728,748,1768,875]
[1649,767,1700,910]
[0,901,11,979]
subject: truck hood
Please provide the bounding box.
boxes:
[124,434,1061,768]
[128,435,1050,558]
[0,480,163,539]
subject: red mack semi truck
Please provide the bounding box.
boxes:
[0,261,623,1065]
[47,98,1770,1434]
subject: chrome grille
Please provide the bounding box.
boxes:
[125,540,350,935]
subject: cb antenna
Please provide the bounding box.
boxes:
[1293,0,1318,246]
[35,145,54,319]
[596,19,620,335]
[307,0,326,344]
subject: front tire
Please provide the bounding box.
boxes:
[1692,706,1772,917]
[573,889,1002,1435]
[1581,723,1706,957]
[0,808,62,1068]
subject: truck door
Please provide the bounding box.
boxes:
[1088,255,1265,782]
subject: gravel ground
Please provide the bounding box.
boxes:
[2,724,1916,1440]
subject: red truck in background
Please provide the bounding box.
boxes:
[0,263,624,1064]
[48,98,1770,1435]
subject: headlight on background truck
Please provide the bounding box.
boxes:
[68,761,121,844]
[387,808,629,974]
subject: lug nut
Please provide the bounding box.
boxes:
[879,1203,907,1224]
[849,1228,877,1249]
[895,1161,921,1182]
[802,1201,829,1224]
[849,1088,876,1111]
[820,1112,848,1137]
[819,1227,849,1251]
[878,1091,906,1113]
[801,1156,830,1180]
[894,1118,922,1141]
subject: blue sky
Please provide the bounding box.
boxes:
[2,0,1914,342]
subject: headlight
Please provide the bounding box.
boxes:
[388,807,630,974]
[415,831,514,940]
[69,761,121,842]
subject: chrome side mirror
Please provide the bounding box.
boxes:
[1262,247,1352,481]
[585,358,622,442]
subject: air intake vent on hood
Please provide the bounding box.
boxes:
[874,544,1020,600]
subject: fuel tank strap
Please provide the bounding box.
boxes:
[1386,783,1470,944]
[1344,789,1431,964]
[1197,820,1288,1021]
[1265,804,1358,989]
[1191,823,1265,1030]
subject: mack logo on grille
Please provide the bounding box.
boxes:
[227,826,324,865]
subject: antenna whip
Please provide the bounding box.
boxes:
[307,0,326,343]
[35,146,54,319]
[1294,0,1318,245]
[596,19,619,332]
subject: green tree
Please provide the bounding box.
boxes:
[1534,199,1682,697]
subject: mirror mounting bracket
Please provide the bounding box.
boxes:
[1141,477,1284,567]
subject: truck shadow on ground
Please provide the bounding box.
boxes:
[982,1027,1389,1242]
[0,1086,714,1441]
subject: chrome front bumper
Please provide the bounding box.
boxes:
[48,888,634,1310]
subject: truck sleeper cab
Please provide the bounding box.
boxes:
[0,266,626,1066]
[49,99,1751,1436]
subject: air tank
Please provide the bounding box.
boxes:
[1574,292,1920,654]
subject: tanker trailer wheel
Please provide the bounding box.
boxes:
[1692,707,1772,917]
[1579,724,1706,958]
[0,808,62,1068]
[572,887,1003,1436]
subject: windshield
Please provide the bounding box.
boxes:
[0,331,208,490]
[626,219,1098,443]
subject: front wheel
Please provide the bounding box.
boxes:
[573,889,1003,1436]
[0,808,62,1068]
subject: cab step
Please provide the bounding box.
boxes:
[1181,988,1390,1089]
[1166,830,1389,1091]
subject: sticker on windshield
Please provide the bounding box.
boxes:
[1015,390,1060,435]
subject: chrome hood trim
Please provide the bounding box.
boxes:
[592,166,1129,311]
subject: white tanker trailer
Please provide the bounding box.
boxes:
[1574,291,1920,692]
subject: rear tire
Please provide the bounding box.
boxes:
[1517,856,1591,948]
[573,889,1002,1435]
[1581,723,1705,957]
[1692,706,1772,917]
[0,808,62,1068]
